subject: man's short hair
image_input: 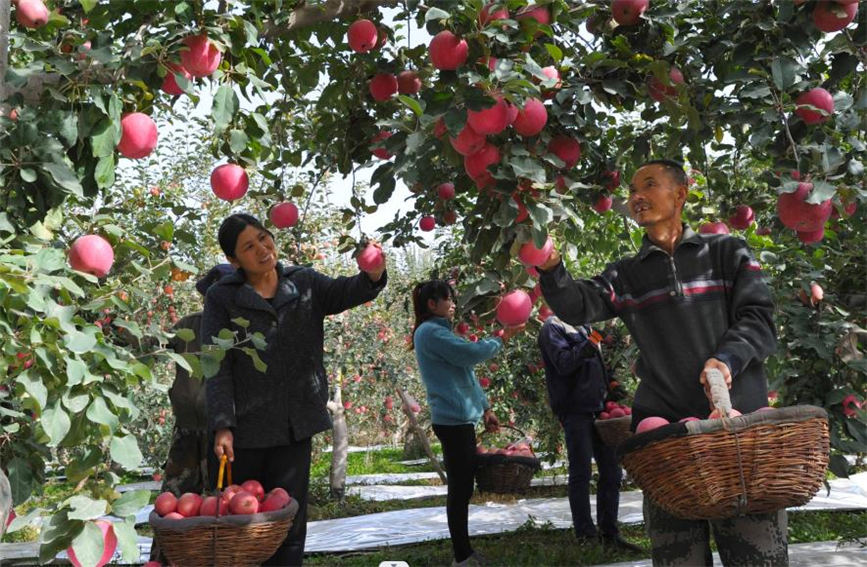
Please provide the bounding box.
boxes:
[641,159,688,187]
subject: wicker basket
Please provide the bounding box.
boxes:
[618,405,829,520]
[594,415,634,447]
[475,425,542,494]
[149,499,298,567]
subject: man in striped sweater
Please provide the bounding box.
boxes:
[537,160,787,566]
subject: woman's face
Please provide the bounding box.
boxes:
[229,225,278,276]
[427,295,455,320]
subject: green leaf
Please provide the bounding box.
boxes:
[41,402,71,447]
[114,519,140,563]
[86,397,119,432]
[175,328,196,343]
[80,0,97,12]
[770,57,798,90]
[229,129,249,153]
[20,167,37,182]
[110,434,143,470]
[42,162,84,197]
[111,490,150,519]
[212,85,239,134]
[230,317,250,329]
[425,7,450,22]
[165,351,193,373]
[8,457,37,505]
[65,330,97,353]
[544,44,563,63]
[6,507,43,533]
[70,521,106,567]
[66,495,108,521]
[65,357,89,387]
[242,347,268,373]
[38,510,77,564]
[828,454,850,478]
[397,95,423,117]
[19,370,48,411]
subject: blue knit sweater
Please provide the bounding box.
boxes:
[413,317,502,426]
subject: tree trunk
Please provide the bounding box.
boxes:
[395,386,447,484]
[326,382,348,500]
[0,465,11,539]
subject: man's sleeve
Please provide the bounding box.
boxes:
[712,242,777,377]
[539,323,594,377]
[312,269,387,316]
[539,261,618,326]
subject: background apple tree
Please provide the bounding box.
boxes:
[0,0,865,562]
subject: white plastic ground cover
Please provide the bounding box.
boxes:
[347,474,568,501]
[602,541,867,567]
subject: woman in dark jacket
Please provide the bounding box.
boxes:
[202,213,386,566]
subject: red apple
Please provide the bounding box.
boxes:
[603,170,621,191]
[464,143,500,181]
[514,194,529,222]
[161,63,191,96]
[261,488,291,512]
[199,495,229,516]
[117,112,158,159]
[433,117,448,138]
[68,520,117,567]
[69,234,114,278]
[797,227,825,244]
[397,70,422,94]
[517,237,554,266]
[356,244,384,272]
[228,490,259,515]
[609,407,626,418]
[593,195,613,213]
[599,411,611,420]
[384,395,394,410]
[437,182,456,200]
[180,35,221,77]
[636,416,669,433]
[537,304,554,321]
[728,205,755,230]
[449,126,486,156]
[456,322,469,335]
[210,163,249,201]
[442,210,458,225]
[777,182,832,231]
[611,0,649,26]
[699,221,730,234]
[15,0,49,29]
[429,30,468,70]
[540,66,562,90]
[813,1,858,33]
[479,3,509,26]
[347,19,378,53]
[810,282,824,303]
[419,216,436,231]
[516,5,551,25]
[370,131,393,160]
[369,73,398,102]
[496,290,533,326]
[795,87,835,125]
[163,512,185,520]
[241,479,266,502]
[648,67,685,102]
[270,202,299,228]
[176,492,203,517]
[548,135,581,168]
[512,98,548,137]
[154,491,178,517]
[467,95,511,135]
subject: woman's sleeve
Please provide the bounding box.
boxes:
[312,269,387,315]
[201,290,236,432]
[420,324,503,367]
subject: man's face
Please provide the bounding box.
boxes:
[627,164,687,228]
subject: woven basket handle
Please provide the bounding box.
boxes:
[477,423,530,445]
[706,367,732,415]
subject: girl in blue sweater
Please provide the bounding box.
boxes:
[411,279,523,566]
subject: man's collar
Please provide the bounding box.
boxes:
[637,224,702,261]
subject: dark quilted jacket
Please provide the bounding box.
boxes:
[202,263,386,447]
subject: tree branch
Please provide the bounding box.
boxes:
[264,0,399,39]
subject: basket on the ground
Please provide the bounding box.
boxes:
[149,499,298,567]
[594,415,633,447]
[618,405,829,520]
[475,425,542,494]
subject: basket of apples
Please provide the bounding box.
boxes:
[617,369,829,520]
[475,425,542,494]
[149,456,298,567]
[594,400,634,447]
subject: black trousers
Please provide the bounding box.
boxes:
[432,423,478,563]
[217,439,312,566]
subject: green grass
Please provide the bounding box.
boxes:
[310,445,443,478]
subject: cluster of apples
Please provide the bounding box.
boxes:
[154,480,291,519]
[636,406,776,433]
[597,400,632,420]
[476,440,535,458]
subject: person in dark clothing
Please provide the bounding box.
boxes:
[538,316,642,552]
[160,264,234,497]
[203,213,386,566]
[536,160,787,566]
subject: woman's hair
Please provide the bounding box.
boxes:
[410,279,455,351]
[217,213,272,258]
